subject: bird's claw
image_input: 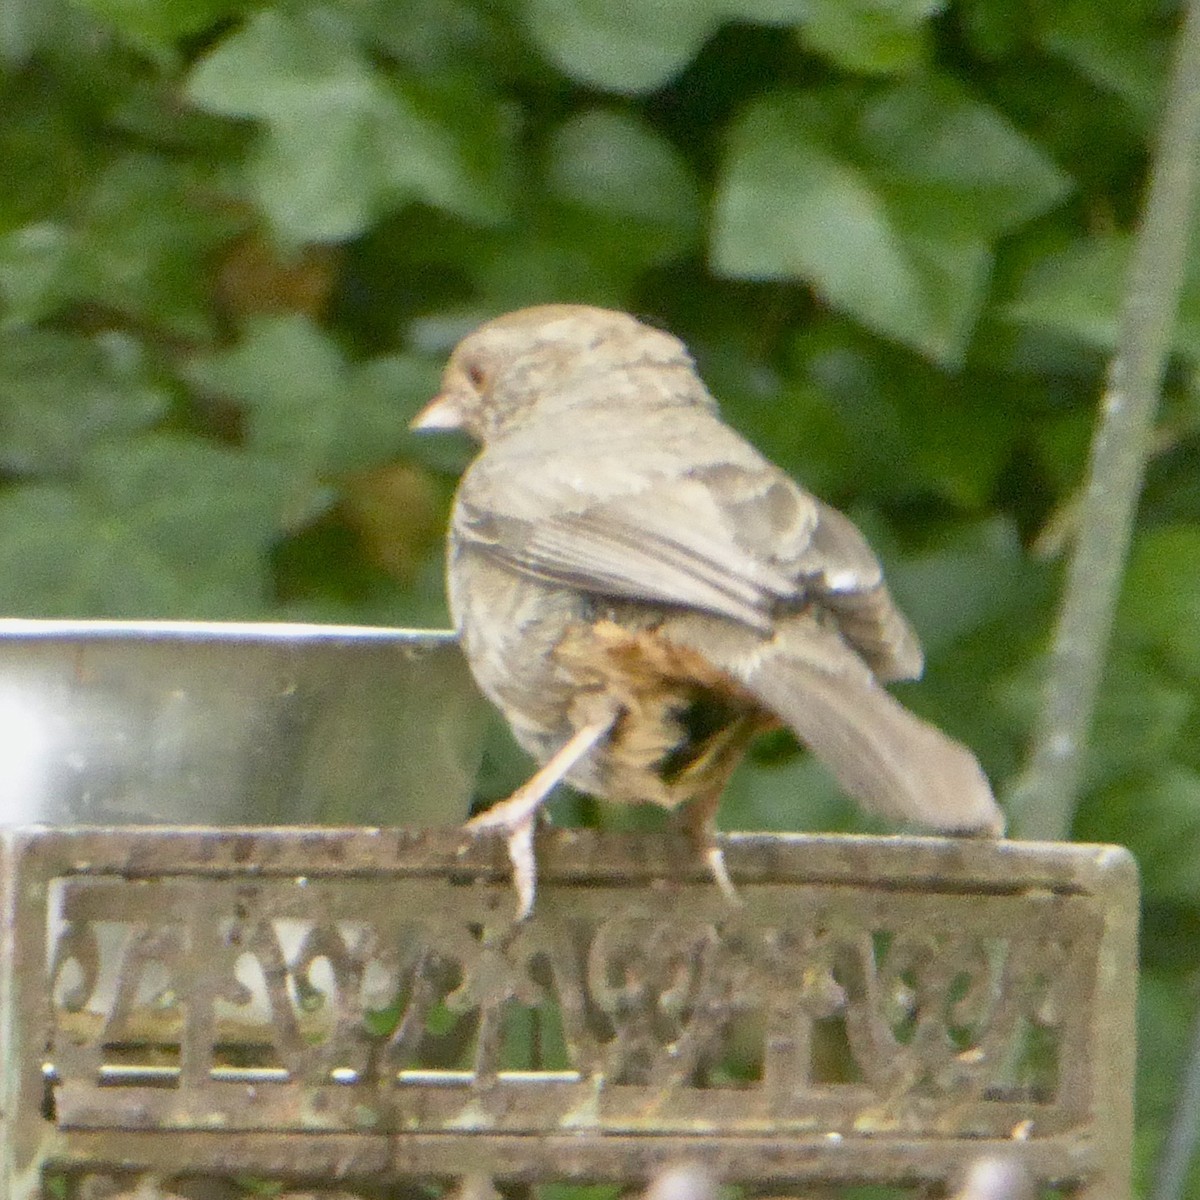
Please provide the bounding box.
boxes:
[705,843,742,906]
[465,806,538,920]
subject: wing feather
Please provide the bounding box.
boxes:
[458,499,790,631]
[454,445,910,667]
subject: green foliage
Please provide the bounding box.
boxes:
[186,315,441,478]
[186,8,515,241]
[520,0,812,94]
[0,435,293,616]
[71,0,249,48]
[713,78,1070,363]
[797,1,944,76]
[1120,523,1200,677]
[0,329,166,473]
[1006,233,1200,356]
[0,154,238,336]
[545,109,701,250]
[1,2,1198,1191]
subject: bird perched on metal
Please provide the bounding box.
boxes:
[412,305,1004,917]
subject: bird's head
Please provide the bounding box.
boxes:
[410,304,695,442]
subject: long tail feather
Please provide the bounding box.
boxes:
[662,612,1005,835]
[746,653,1004,833]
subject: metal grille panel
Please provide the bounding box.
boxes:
[0,827,1138,1199]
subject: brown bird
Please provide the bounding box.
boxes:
[412,305,1004,917]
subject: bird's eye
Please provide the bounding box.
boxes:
[466,362,489,390]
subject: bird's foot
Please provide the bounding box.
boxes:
[466,801,539,920]
[463,716,618,921]
[673,799,742,906]
[465,806,537,916]
[703,841,742,906]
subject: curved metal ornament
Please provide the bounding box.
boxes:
[1,827,1136,1199]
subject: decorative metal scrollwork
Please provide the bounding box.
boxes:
[1,829,1135,1199]
[47,875,1093,1139]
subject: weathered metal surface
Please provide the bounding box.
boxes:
[0,621,485,827]
[1,827,1137,1199]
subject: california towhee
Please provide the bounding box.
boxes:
[413,305,1004,916]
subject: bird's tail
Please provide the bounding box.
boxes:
[664,613,1005,835]
[746,651,1004,833]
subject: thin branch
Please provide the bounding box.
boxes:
[1008,0,1200,840]
[1151,982,1200,1200]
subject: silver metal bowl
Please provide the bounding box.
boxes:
[0,620,486,827]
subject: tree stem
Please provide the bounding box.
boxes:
[1151,983,1200,1200]
[1009,0,1200,840]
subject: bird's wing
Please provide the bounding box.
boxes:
[454,453,902,646]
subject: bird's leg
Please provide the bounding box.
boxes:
[466,715,617,918]
[675,785,741,906]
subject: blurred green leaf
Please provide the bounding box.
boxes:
[78,155,235,336]
[856,77,1073,235]
[718,110,980,363]
[0,223,76,328]
[798,329,1020,505]
[0,436,292,617]
[187,8,512,240]
[1089,655,1196,789]
[545,109,700,237]
[0,154,235,337]
[70,0,246,46]
[0,71,94,228]
[999,649,1195,795]
[521,0,821,93]
[84,435,292,569]
[187,315,441,481]
[0,484,175,616]
[0,0,75,64]
[1037,0,1168,129]
[1079,766,1200,904]
[1005,233,1200,358]
[467,223,647,310]
[1004,235,1131,348]
[1029,405,1094,496]
[521,0,722,93]
[188,315,346,459]
[534,109,704,285]
[956,0,1024,61]
[350,0,503,74]
[1119,524,1200,678]
[722,752,861,833]
[0,329,167,476]
[1133,972,1200,1199]
[888,517,1033,654]
[798,0,943,76]
[713,78,1070,363]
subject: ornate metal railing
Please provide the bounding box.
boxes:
[1,826,1137,1199]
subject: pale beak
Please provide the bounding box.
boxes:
[409,390,465,431]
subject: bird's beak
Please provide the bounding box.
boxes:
[409,390,465,431]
